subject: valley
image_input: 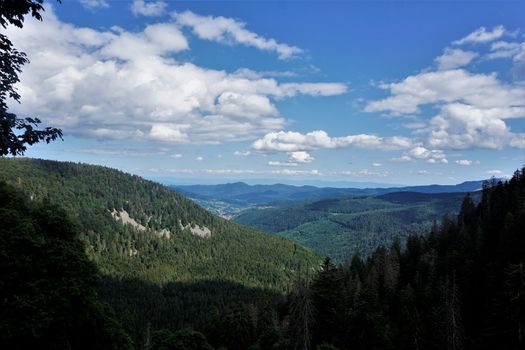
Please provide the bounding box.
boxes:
[176,182,482,260]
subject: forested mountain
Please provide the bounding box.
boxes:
[173,180,486,208]
[0,182,132,349]
[291,168,525,350]
[0,158,321,348]
[1,158,523,349]
[235,191,479,260]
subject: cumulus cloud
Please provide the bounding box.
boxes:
[173,10,302,59]
[487,41,523,59]
[80,0,109,9]
[288,151,314,163]
[453,25,506,45]
[267,151,314,166]
[252,130,412,152]
[407,146,446,159]
[455,159,473,166]
[403,146,448,164]
[365,69,525,150]
[131,0,167,17]
[365,69,524,116]
[6,9,346,145]
[435,48,478,70]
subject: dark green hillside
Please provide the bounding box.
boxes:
[0,158,320,289]
[0,182,132,349]
[0,158,322,348]
[293,169,525,350]
[235,192,478,260]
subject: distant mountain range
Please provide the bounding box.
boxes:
[172,180,487,208]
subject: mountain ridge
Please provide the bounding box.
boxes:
[173,179,488,207]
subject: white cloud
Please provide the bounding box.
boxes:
[268,161,298,167]
[171,153,183,159]
[418,170,430,175]
[202,169,255,174]
[234,151,251,156]
[195,156,204,161]
[365,69,524,116]
[391,155,412,162]
[339,169,389,178]
[80,0,109,9]
[365,69,525,150]
[173,10,302,59]
[453,26,506,45]
[426,158,448,164]
[252,130,412,152]
[131,0,167,17]
[288,151,314,163]
[487,41,522,59]
[455,159,473,166]
[271,169,323,176]
[486,169,503,176]
[267,151,314,166]
[6,9,346,145]
[372,162,382,167]
[75,147,167,156]
[435,48,478,70]
[428,103,523,149]
[404,146,448,164]
[407,146,446,159]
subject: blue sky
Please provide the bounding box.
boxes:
[7,0,525,186]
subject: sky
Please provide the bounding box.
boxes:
[6,0,525,186]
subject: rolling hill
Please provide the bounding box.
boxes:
[0,158,322,348]
[234,191,480,260]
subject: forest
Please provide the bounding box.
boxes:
[1,159,524,349]
[234,191,478,260]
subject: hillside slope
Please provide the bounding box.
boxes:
[0,158,320,290]
[235,191,479,260]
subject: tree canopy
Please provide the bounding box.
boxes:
[0,0,62,156]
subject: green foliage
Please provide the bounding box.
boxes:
[151,328,214,350]
[0,158,320,289]
[1,1,63,156]
[235,192,476,260]
[0,158,321,348]
[0,181,132,349]
[286,167,525,350]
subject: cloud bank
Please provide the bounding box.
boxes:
[6,9,346,145]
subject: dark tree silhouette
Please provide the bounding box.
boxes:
[0,0,62,156]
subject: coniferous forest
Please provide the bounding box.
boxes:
[0,157,524,349]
